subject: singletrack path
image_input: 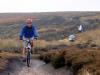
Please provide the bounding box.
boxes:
[0,59,73,75]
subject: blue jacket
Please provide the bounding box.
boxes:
[20,24,38,39]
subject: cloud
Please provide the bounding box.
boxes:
[0,0,100,13]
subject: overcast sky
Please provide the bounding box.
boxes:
[0,0,100,13]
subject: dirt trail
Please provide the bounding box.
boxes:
[0,58,73,75]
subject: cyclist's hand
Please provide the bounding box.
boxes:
[34,37,38,40]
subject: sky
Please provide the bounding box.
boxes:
[0,0,100,13]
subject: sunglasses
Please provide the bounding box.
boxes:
[27,23,32,24]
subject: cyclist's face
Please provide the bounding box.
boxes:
[27,23,32,27]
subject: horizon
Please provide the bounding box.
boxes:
[0,11,100,13]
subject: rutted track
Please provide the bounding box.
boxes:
[0,58,73,75]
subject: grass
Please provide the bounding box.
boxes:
[0,12,100,40]
[39,46,100,75]
[80,15,100,21]
[0,52,22,56]
[0,39,22,50]
[76,28,100,46]
[51,51,65,69]
[0,39,67,53]
[0,52,22,71]
[59,28,100,47]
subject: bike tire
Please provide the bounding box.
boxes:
[27,50,31,67]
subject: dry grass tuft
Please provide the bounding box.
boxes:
[39,46,100,74]
[0,39,22,50]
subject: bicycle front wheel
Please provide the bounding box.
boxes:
[26,50,31,67]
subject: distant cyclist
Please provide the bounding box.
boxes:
[19,18,38,61]
[69,34,76,42]
[78,25,83,33]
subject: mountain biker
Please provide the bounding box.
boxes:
[69,34,76,42]
[19,18,38,60]
[78,25,83,33]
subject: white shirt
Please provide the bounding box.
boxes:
[78,25,83,31]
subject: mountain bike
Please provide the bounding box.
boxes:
[23,39,32,67]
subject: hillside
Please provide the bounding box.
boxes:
[76,28,100,46]
[0,12,100,75]
[0,12,100,40]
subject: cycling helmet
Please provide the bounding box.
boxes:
[26,18,32,23]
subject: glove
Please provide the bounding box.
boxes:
[20,38,23,40]
[34,37,38,40]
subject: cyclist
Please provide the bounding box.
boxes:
[19,18,38,61]
[69,34,76,42]
[78,25,83,33]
